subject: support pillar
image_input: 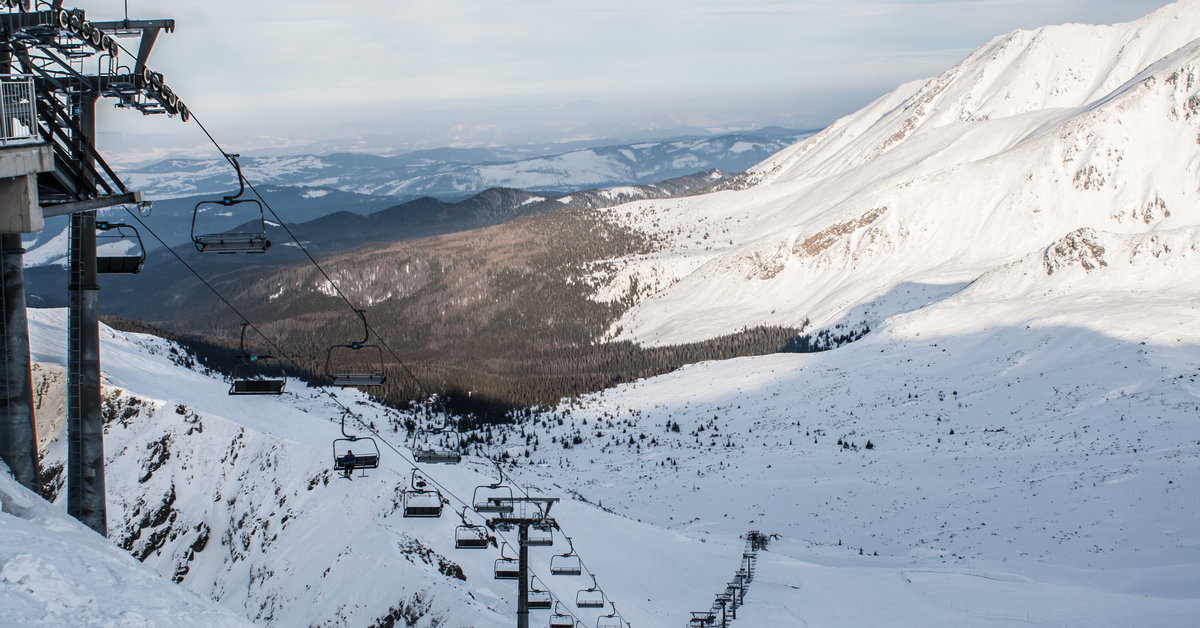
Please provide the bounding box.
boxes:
[0,233,38,490]
[67,210,104,534]
[66,94,105,535]
[518,523,530,628]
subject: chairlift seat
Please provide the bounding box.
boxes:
[549,617,575,628]
[597,616,623,628]
[230,378,285,395]
[576,599,605,609]
[192,233,270,254]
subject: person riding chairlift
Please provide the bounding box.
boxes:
[341,450,357,479]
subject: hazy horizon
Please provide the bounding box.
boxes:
[93,0,1171,164]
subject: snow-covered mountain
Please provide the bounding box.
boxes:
[593,0,1200,347]
[120,132,807,201]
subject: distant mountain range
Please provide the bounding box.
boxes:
[24,128,812,267]
[120,129,812,200]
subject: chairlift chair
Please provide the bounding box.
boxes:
[595,603,623,628]
[550,536,583,576]
[403,470,444,517]
[528,577,553,610]
[191,154,270,253]
[229,323,286,395]
[412,426,463,464]
[473,484,515,514]
[454,520,491,549]
[526,521,554,547]
[326,309,386,387]
[494,544,519,580]
[688,611,717,628]
[332,412,380,477]
[575,575,606,609]
[549,602,575,628]
[95,221,145,274]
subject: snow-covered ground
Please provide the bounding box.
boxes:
[0,461,252,627]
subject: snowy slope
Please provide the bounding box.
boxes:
[0,462,252,627]
[25,309,751,627]
[597,0,1200,346]
[506,226,1200,626]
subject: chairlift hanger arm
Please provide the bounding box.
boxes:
[221,153,248,202]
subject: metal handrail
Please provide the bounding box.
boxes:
[0,75,38,145]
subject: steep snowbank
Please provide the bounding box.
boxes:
[0,463,252,627]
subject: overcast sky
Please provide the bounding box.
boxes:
[89,0,1172,158]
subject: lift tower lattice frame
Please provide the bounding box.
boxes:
[0,2,182,535]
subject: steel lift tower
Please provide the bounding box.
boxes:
[0,1,185,535]
[485,496,560,628]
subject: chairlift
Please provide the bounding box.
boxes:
[526,521,554,547]
[473,464,515,513]
[454,508,491,549]
[528,576,553,610]
[494,543,519,580]
[229,323,285,395]
[403,469,444,517]
[191,153,270,253]
[412,426,462,464]
[332,412,379,477]
[575,574,606,609]
[549,602,576,628]
[688,611,717,628]
[95,221,145,274]
[596,603,623,628]
[550,536,583,576]
[326,309,386,387]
